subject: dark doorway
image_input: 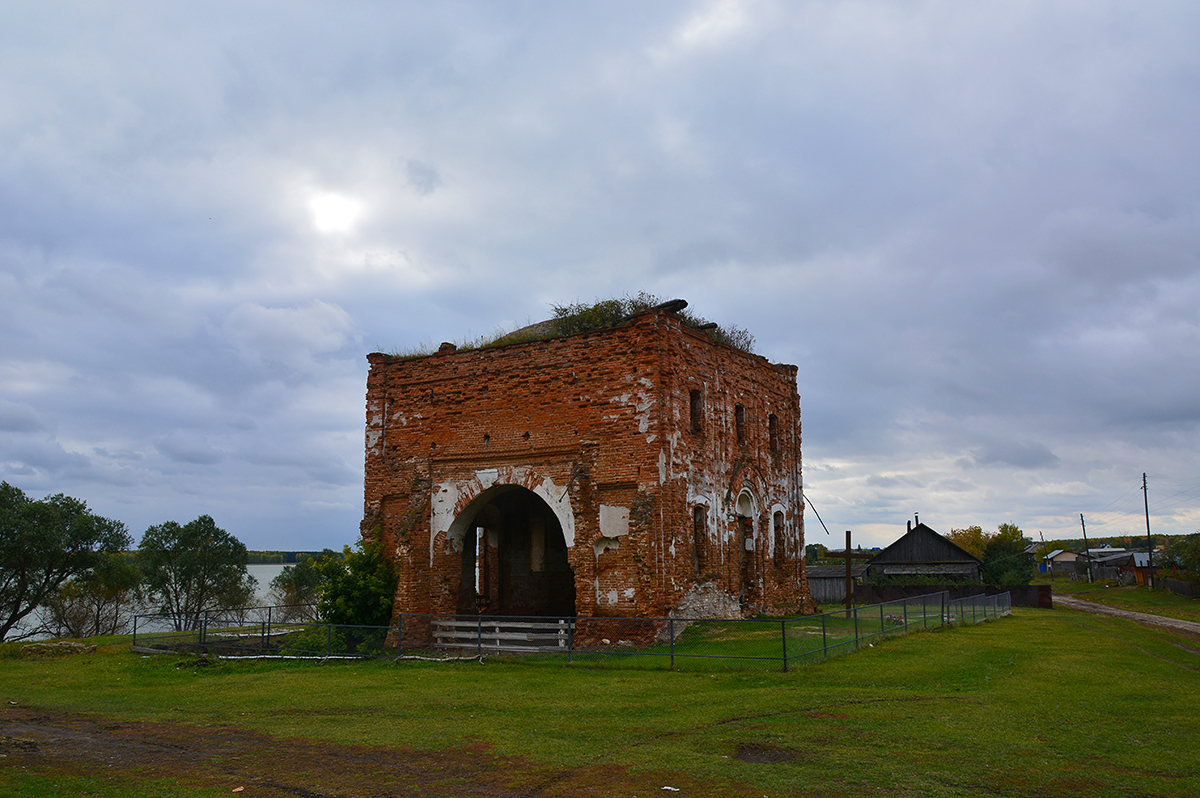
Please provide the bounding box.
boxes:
[456,487,576,617]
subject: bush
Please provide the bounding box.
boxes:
[279,624,346,656]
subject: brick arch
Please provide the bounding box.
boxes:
[430,466,576,560]
[442,480,577,617]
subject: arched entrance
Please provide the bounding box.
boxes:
[451,485,576,617]
[736,491,758,610]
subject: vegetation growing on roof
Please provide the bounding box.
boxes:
[381,293,756,358]
[548,292,756,353]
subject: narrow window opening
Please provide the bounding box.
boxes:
[690,389,703,433]
[768,413,779,454]
[773,512,786,570]
[735,403,746,445]
[692,506,706,575]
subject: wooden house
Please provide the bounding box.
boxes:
[865,517,981,583]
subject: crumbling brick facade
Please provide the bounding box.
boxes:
[363,305,814,619]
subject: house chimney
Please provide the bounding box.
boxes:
[915,513,919,527]
[907,519,911,532]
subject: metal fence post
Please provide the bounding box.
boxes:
[326,623,332,656]
[780,620,789,672]
[477,615,483,659]
[903,597,909,630]
[880,603,885,636]
[853,606,860,649]
[266,606,272,647]
[133,615,139,647]
[397,614,404,656]
[669,618,676,670]
[567,618,574,665]
[822,614,828,660]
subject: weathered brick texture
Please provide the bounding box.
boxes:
[363,307,815,619]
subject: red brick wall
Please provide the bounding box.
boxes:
[363,309,814,619]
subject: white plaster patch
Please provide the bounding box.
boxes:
[533,475,575,547]
[593,537,621,557]
[430,481,461,563]
[658,449,667,484]
[622,588,635,599]
[606,589,619,604]
[610,383,655,434]
[365,429,382,451]
[599,504,630,538]
[475,468,499,488]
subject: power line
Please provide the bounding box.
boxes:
[801,490,832,536]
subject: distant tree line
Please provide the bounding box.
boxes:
[246,550,330,565]
[0,482,396,642]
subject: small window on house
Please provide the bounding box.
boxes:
[773,511,786,570]
[690,390,703,433]
[735,403,746,445]
[692,506,706,574]
[768,413,779,454]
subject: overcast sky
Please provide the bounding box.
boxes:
[3,1,1199,551]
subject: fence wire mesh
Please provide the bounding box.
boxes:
[132,591,1012,670]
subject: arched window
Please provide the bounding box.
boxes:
[690,390,703,433]
[692,506,706,574]
[768,413,779,454]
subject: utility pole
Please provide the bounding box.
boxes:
[1038,530,1051,582]
[1143,472,1155,588]
[1079,513,1093,584]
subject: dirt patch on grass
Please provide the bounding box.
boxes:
[0,706,713,797]
[733,742,799,764]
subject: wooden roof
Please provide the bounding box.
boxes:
[868,522,981,566]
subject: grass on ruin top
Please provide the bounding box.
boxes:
[2,606,1199,797]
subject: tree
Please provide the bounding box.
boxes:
[945,526,987,560]
[266,556,325,621]
[43,552,143,638]
[0,482,132,641]
[1162,534,1200,579]
[804,543,827,564]
[137,515,256,630]
[311,540,397,654]
[981,523,1035,586]
[313,541,396,628]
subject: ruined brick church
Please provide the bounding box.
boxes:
[362,300,813,620]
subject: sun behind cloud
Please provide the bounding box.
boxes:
[307,192,365,235]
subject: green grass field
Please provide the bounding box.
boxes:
[2,604,1197,797]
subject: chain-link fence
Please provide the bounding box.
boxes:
[132,591,1011,670]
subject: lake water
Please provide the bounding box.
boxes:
[246,563,289,604]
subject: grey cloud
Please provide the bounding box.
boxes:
[0,400,44,432]
[1,2,1199,548]
[155,433,224,466]
[966,441,1061,470]
[405,160,443,197]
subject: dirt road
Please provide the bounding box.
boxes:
[1053,594,1200,636]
